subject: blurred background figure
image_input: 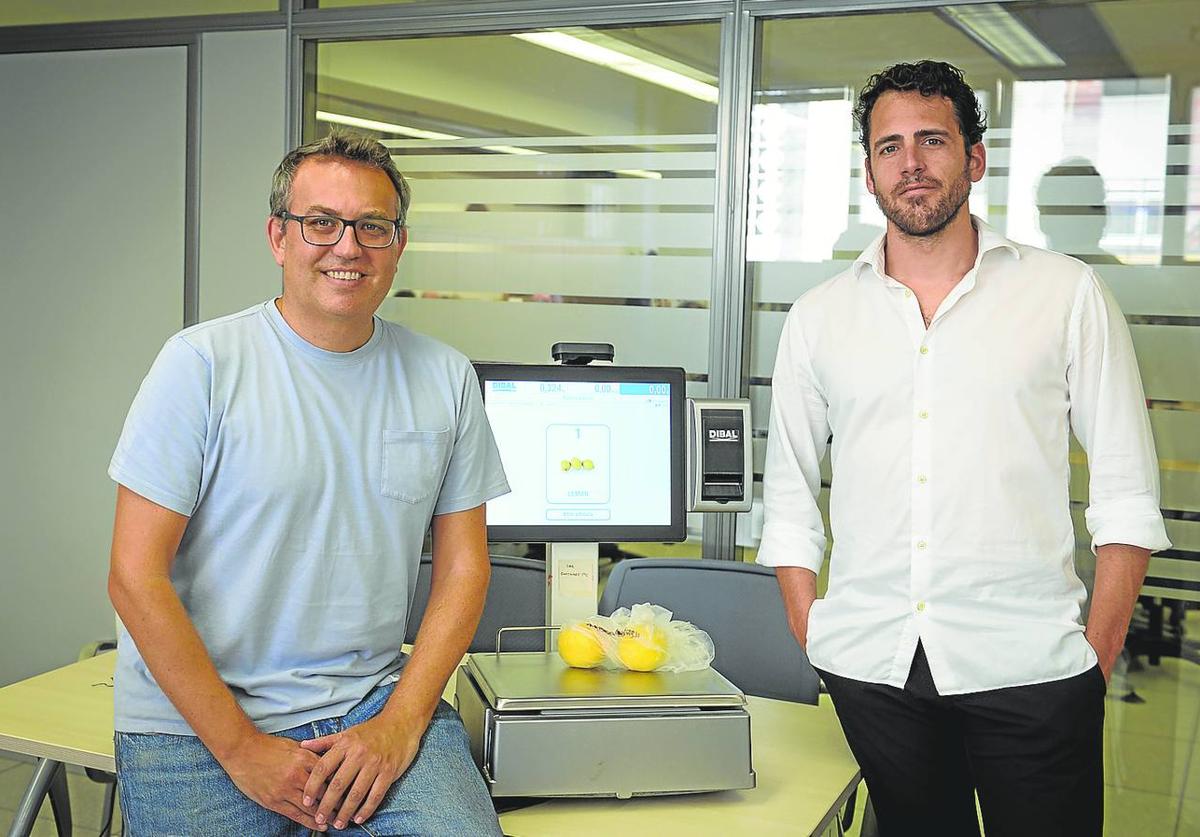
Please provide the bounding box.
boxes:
[1036,157,1122,266]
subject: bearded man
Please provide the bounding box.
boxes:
[758,60,1168,836]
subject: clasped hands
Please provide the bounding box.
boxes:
[223,712,423,831]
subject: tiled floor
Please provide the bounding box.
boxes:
[3,618,1199,835]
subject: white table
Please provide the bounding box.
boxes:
[0,653,860,837]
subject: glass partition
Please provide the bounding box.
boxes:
[313,22,721,550]
[747,2,1200,831]
[315,24,718,370]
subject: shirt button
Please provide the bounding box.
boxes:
[916,601,926,612]
[918,410,929,419]
[919,345,929,355]
[917,474,928,484]
[904,289,912,298]
[917,540,927,550]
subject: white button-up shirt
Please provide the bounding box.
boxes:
[757,218,1171,694]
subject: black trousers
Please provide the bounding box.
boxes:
[817,643,1106,837]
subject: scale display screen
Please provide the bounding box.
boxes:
[476,363,686,543]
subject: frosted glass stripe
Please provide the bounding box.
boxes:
[1149,411,1200,463]
[1099,269,1200,318]
[396,151,716,173]
[748,310,787,380]
[1148,557,1200,581]
[1035,175,1196,202]
[412,210,714,249]
[840,177,1196,202]
[411,177,714,206]
[1160,470,1200,513]
[798,124,1195,144]
[751,261,1200,311]
[849,147,1194,167]
[384,134,716,148]
[1168,146,1194,165]
[1163,521,1200,552]
[406,242,709,258]
[751,262,847,304]
[1130,327,1200,400]
[399,251,710,298]
[1139,585,1200,602]
[742,319,1200,398]
[377,297,709,372]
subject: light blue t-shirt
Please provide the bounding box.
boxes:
[109,300,509,734]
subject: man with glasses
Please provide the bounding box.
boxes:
[107,132,509,834]
[759,61,1169,835]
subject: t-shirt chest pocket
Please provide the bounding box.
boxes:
[381,428,451,504]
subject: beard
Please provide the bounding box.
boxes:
[875,163,972,237]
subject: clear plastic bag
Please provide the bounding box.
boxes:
[557,603,715,673]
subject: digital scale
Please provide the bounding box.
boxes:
[466,343,756,800]
[456,651,755,799]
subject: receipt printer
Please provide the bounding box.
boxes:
[686,398,752,513]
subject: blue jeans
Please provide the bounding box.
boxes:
[115,679,502,837]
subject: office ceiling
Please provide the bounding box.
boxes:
[1,1,1194,130]
[316,1,1200,141]
[317,26,721,139]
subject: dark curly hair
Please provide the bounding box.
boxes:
[853,60,987,156]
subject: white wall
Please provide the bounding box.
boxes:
[0,47,188,684]
[0,31,289,686]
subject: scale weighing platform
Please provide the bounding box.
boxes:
[456,652,756,799]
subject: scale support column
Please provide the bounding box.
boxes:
[545,542,599,648]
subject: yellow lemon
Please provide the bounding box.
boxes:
[616,626,668,672]
[571,457,583,470]
[582,459,595,470]
[560,459,571,471]
[558,623,608,669]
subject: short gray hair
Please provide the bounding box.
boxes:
[269,130,412,226]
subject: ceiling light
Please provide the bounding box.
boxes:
[317,112,542,157]
[480,144,542,156]
[317,111,661,177]
[316,110,457,141]
[513,31,719,103]
[941,4,1065,68]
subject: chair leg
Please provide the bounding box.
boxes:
[99,780,118,836]
[47,763,72,837]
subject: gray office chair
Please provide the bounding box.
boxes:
[404,554,547,651]
[599,558,868,831]
[598,558,820,703]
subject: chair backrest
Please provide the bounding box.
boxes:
[599,558,819,704]
[405,554,547,652]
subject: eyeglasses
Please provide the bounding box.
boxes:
[278,212,402,248]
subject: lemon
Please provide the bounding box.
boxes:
[560,459,571,471]
[616,626,668,672]
[558,623,608,669]
[570,457,583,470]
[582,459,595,470]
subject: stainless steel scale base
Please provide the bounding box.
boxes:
[455,652,756,799]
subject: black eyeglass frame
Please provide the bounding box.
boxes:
[277,211,404,248]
